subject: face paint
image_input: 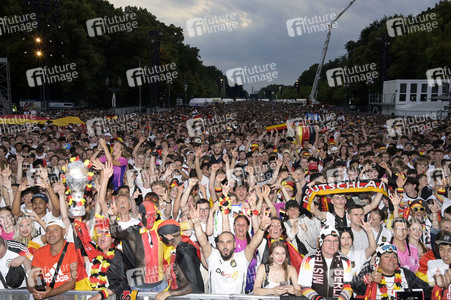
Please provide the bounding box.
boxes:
[143,212,156,229]
[96,228,111,236]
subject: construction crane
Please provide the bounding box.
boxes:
[308,0,357,104]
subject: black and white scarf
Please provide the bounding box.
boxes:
[312,249,345,298]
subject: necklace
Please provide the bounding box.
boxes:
[90,248,115,290]
[378,268,402,300]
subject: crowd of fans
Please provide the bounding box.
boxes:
[0,102,450,300]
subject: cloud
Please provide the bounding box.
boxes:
[110,0,440,93]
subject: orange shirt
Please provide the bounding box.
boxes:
[32,242,77,289]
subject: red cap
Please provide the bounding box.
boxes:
[308,163,319,171]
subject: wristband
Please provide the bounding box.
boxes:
[438,188,446,195]
[396,188,404,193]
[259,226,267,231]
[100,290,109,299]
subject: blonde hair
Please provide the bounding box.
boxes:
[13,215,37,245]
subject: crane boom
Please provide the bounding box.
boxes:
[309,0,357,104]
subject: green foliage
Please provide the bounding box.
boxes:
[262,0,451,106]
[0,0,229,107]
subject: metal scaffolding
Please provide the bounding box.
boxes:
[0,57,12,115]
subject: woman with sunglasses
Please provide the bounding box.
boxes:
[391,217,420,272]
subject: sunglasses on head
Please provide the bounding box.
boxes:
[381,244,397,252]
[412,207,425,212]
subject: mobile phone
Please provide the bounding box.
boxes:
[279,281,288,287]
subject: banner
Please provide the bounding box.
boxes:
[302,180,388,210]
[0,115,84,126]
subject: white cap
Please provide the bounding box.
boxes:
[46,219,66,230]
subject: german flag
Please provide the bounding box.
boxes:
[266,123,287,132]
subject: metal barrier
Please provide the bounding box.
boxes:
[0,289,283,300]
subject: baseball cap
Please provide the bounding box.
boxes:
[31,193,49,203]
[46,219,66,230]
[319,225,339,246]
[308,162,319,171]
[435,232,451,245]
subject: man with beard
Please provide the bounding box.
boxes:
[192,206,271,294]
[110,201,167,292]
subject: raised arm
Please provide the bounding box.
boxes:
[132,136,146,159]
[244,210,271,262]
[16,154,24,184]
[97,161,114,217]
[363,192,383,215]
[194,148,203,181]
[99,138,113,163]
[36,168,60,218]
[1,166,14,206]
[180,178,197,210]
[172,184,185,220]
[309,193,327,221]
[191,204,212,259]
[362,219,377,259]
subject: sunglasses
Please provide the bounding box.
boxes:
[381,244,397,252]
[412,207,425,212]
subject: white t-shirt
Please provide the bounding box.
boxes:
[34,211,61,237]
[20,203,34,215]
[372,226,392,244]
[427,259,448,286]
[118,218,140,229]
[207,248,250,294]
[352,228,369,251]
[0,250,26,289]
[341,249,368,277]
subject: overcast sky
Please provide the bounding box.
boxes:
[111,0,440,93]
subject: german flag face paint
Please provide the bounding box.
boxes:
[144,211,157,229]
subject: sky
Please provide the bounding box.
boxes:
[110,0,440,93]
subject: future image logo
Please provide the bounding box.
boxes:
[186,13,239,37]
[86,13,138,37]
[26,63,78,87]
[126,63,178,87]
[226,63,278,86]
[186,113,237,137]
[386,13,438,37]
[326,63,378,87]
[286,13,337,37]
[0,13,38,36]
[386,114,438,137]
[426,67,451,87]
[86,114,139,137]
